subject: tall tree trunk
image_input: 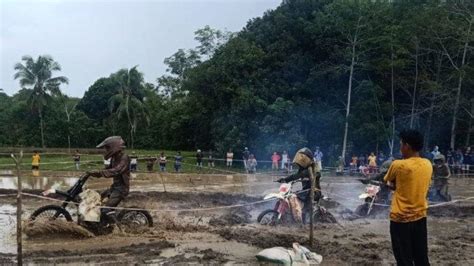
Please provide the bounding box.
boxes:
[425,56,442,149]
[409,40,419,129]
[465,101,474,147]
[449,19,471,149]
[341,41,356,160]
[39,111,45,148]
[389,40,395,157]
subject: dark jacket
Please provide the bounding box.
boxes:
[282,167,321,202]
[99,152,130,196]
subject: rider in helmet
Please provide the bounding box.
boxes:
[361,157,394,203]
[277,148,321,221]
[432,153,451,201]
[87,136,130,221]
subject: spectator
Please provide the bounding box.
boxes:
[368,152,377,174]
[287,154,293,172]
[196,149,203,169]
[174,151,183,173]
[358,154,366,167]
[242,147,250,172]
[208,150,215,168]
[226,149,234,167]
[72,149,81,170]
[271,152,280,170]
[313,147,323,170]
[384,129,431,266]
[281,150,289,170]
[454,148,464,174]
[446,148,455,169]
[350,154,358,174]
[32,151,41,170]
[159,152,167,172]
[146,157,155,172]
[130,151,138,172]
[247,154,257,173]
[377,152,386,169]
[463,147,472,176]
[336,156,344,176]
[430,145,440,162]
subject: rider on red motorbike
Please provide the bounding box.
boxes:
[277,148,321,221]
[86,136,130,222]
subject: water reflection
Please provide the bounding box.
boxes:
[0,204,16,253]
[0,176,78,190]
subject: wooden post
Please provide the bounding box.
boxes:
[308,162,316,247]
[11,151,23,266]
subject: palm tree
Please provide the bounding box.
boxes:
[109,66,149,149]
[13,55,68,148]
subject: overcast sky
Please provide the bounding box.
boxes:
[0,0,280,97]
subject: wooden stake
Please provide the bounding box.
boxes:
[11,151,23,266]
[308,162,316,247]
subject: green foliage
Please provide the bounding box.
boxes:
[2,1,473,163]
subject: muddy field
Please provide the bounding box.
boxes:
[0,174,473,265]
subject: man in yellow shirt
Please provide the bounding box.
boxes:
[32,151,41,170]
[384,130,432,266]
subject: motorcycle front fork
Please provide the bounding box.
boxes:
[367,196,376,215]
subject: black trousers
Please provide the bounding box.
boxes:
[390,217,430,266]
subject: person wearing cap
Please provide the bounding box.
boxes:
[277,147,321,223]
[86,136,130,223]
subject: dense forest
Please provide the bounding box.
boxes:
[0,0,473,162]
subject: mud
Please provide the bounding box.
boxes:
[208,208,252,226]
[24,220,94,239]
[0,175,473,264]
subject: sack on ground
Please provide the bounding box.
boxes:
[256,243,322,265]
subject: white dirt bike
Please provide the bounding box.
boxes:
[257,180,337,225]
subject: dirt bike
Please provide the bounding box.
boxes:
[428,181,452,202]
[257,180,337,226]
[29,173,153,235]
[354,179,390,217]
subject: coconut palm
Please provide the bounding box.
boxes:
[13,55,68,148]
[109,66,149,149]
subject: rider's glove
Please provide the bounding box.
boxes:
[87,171,102,177]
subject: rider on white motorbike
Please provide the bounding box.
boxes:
[277,148,322,222]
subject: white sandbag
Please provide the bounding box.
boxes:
[256,243,323,265]
[293,243,323,265]
[256,247,292,265]
[79,189,101,222]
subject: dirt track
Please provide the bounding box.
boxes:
[0,176,473,265]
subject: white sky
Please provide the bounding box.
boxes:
[0,0,281,97]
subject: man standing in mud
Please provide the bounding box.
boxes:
[384,130,432,266]
[87,136,130,223]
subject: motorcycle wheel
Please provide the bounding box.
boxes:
[355,204,369,217]
[117,208,154,228]
[313,208,337,224]
[257,209,279,226]
[30,205,73,222]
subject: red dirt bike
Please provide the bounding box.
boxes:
[257,180,337,225]
[354,179,390,217]
[29,173,153,234]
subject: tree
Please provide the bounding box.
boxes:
[109,66,149,149]
[317,1,373,160]
[13,55,68,148]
